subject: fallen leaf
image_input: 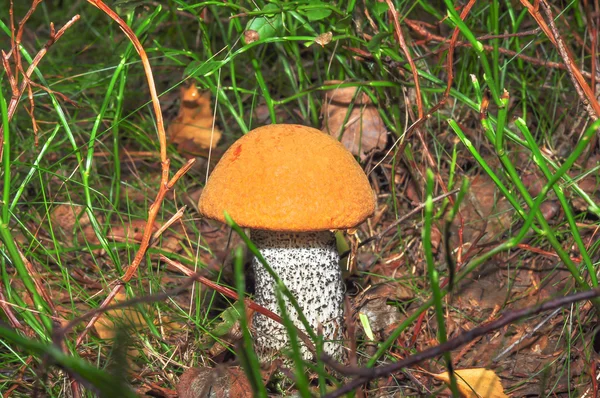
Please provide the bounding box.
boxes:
[433,368,508,398]
[94,292,148,339]
[167,84,222,156]
[321,81,387,160]
[51,203,105,246]
[177,367,252,398]
[456,175,512,244]
[199,306,245,357]
[106,219,159,244]
[356,297,402,334]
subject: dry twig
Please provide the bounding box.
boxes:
[0,1,79,160]
[324,286,600,398]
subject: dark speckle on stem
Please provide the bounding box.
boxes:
[251,230,344,361]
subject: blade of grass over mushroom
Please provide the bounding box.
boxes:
[423,169,459,397]
[275,288,312,396]
[224,213,320,344]
[233,247,267,397]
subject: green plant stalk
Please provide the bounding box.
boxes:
[279,43,304,117]
[274,287,311,397]
[234,246,267,397]
[368,118,600,367]
[473,77,591,281]
[490,0,501,89]
[107,12,138,218]
[109,66,127,214]
[444,177,470,289]
[9,125,60,212]
[424,169,459,396]
[225,214,320,344]
[458,117,600,301]
[388,54,600,215]
[85,8,163,273]
[430,5,599,220]
[0,21,122,270]
[491,135,593,291]
[493,90,510,156]
[251,55,276,123]
[0,87,51,333]
[2,89,9,225]
[447,118,542,234]
[229,60,245,117]
[448,178,470,225]
[0,325,136,397]
[443,0,501,105]
[515,118,598,287]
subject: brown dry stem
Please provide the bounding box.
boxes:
[0,4,80,160]
[73,0,193,349]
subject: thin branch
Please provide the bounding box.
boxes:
[0,14,80,160]
[404,19,600,82]
[340,189,458,259]
[534,0,600,119]
[74,0,181,346]
[384,0,423,118]
[324,286,600,398]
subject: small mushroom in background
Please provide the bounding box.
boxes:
[167,84,222,156]
[321,80,387,161]
[198,124,375,360]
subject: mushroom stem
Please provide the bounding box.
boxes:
[251,229,344,361]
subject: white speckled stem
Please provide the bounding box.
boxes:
[251,230,344,361]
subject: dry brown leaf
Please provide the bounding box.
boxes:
[321,81,387,160]
[456,175,512,244]
[51,203,104,245]
[177,367,252,398]
[167,84,222,156]
[433,368,508,398]
[50,203,89,232]
[357,297,403,334]
[94,292,148,339]
[106,219,159,244]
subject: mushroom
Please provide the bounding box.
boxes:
[198,124,374,360]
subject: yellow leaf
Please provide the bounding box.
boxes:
[433,368,508,398]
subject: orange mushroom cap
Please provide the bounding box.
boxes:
[199,124,375,232]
